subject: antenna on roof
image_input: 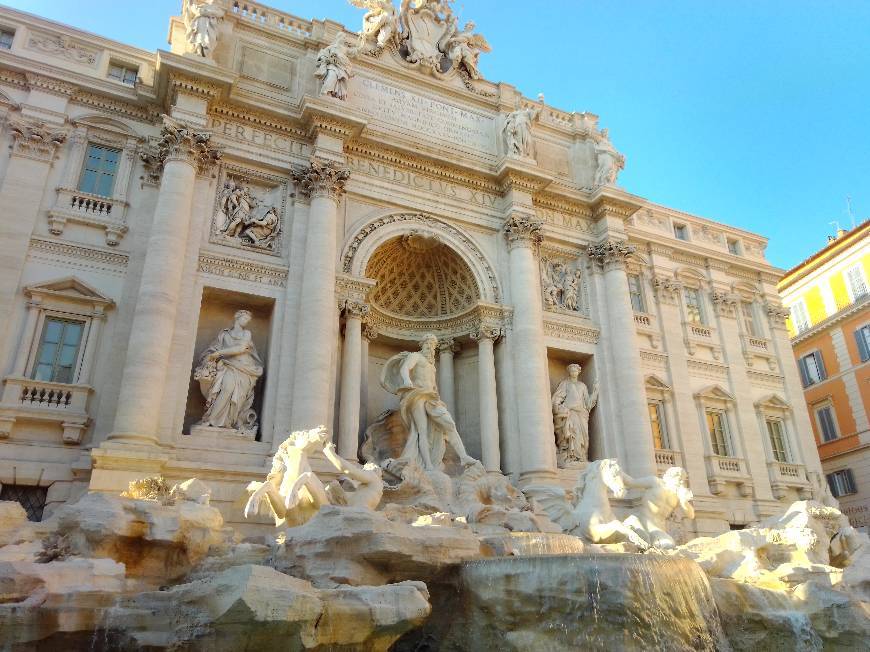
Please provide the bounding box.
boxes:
[846,196,856,229]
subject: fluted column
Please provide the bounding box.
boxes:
[472,326,503,473]
[504,213,557,483]
[359,323,378,441]
[588,240,656,477]
[109,120,221,445]
[290,160,350,431]
[437,338,459,418]
[338,300,368,458]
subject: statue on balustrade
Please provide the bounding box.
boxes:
[593,129,624,187]
[193,310,264,436]
[503,106,539,159]
[351,0,398,49]
[316,33,355,100]
[439,17,491,80]
[182,0,224,58]
[622,466,695,549]
[552,363,599,466]
[380,334,477,472]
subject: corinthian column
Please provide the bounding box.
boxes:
[290,160,350,431]
[109,120,221,446]
[437,338,459,418]
[588,240,655,477]
[472,326,503,473]
[337,300,368,458]
[504,213,558,483]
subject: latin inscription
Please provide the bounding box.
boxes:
[208,117,309,156]
[537,207,593,233]
[349,77,496,154]
[347,155,498,209]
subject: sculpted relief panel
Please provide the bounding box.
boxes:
[211,167,287,255]
[541,255,588,316]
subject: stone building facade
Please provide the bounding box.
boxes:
[0,1,825,536]
[779,221,870,528]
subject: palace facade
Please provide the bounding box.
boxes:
[0,1,825,536]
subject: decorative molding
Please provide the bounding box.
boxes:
[366,301,512,341]
[25,73,78,97]
[197,252,288,287]
[747,369,786,389]
[28,237,129,269]
[471,325,504,343]
[587,240,635,271]
[168,73,222,102]
[543,317,600,344]
[292,158,350,201]
[71,92,158,124]
[503,213,543,249]
[7,118,67,162]
[640,350,669,369]
[26,31,98,66]
[335,273,377,305]
[687,359,729,380]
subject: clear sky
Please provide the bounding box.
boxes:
[7,0,868,270]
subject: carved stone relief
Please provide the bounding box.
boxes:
[211,168,287,255]
[26,31,98,66]
[541,255,588,316]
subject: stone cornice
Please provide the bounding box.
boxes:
[25,72,77,97]
[71,91,158,124]
[299,94,367,141]
[292,158,350,200]
[589,191,643,223]
[168,73,222,102]
[211,103,305,137]
[533,193,594,220]
[335,273,377,305]
[496,158,554,195]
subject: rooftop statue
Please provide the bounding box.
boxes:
[593,129,625,187]
[351,0,398,49]
[503,106,540,159]
[439,17,491,80]
[315,33,355,100]
[380,334,478,472]
[182,0,224,59]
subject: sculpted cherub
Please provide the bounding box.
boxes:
[350,0,398,49]
[440,17,491,79]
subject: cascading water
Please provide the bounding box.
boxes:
[397,553,730,651]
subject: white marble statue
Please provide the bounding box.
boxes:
[193,310,264,436]
[216,180,280,250]
[503,107,539,159]
[182,0,224,58]
[315,33,354,100]
[439,17,491,79]
[529,459,649,548]
[380,334,477,471]
[622,467,695,549]
[551,363,599,465]
[351,0,398,49]
[593,129,624,187]
[541,259,584,314]
[399,0,452,67]
[244,426,384,527]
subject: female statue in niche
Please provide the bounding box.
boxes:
[552,363,599,465]
[194,310,264,436]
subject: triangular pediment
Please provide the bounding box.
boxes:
[25,276,114,306]
[754,394,790,411]
[645,375,672,392]
[694,385,735,403]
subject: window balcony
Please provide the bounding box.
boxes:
[0,376,92,444]
[767,460,811,500]
[655,448,684,472]
[47,187,129,246]
[704,454,753,497]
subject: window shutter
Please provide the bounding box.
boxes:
[845,469,857,494]
[813,351,827,380]
[856,326,870,363]
[798,357,811,387]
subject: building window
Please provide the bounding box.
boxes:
[798,350,827,387]
[827,469,857,498]
[648,401,669,449]
[32,317,85,384]
[740,301,759,337]
[815,404,839,442]
[628,274,646,313]
[706,409,732,457]
[684,287,705,324]
[0,485,47,521]
[766,419,789,462]
[789,300,811,333]
[856,324,870,362]
[846,264,869,301]
[674,223,689,241]
[107,62,138,85]
[78,144,121,197]
[727,238,741,255]
[0,29,14,50]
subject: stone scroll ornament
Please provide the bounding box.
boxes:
[182,0,224,58]
[349,0,491,81]
[193,310,263,436]
[215,180,281,251]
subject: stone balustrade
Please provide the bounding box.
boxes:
[47,187,129,246]
[0,376,92,444]
[704,454,753,497]
[767,460,811,500]
[690,324,712,339]
[633,313,652,327]
[654,448,684,471]
[228,0,312,36]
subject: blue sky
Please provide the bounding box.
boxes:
[7,0,868,269]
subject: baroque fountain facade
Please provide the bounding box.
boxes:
[0,0,867,649]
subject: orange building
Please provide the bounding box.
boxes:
[779,221,870,527]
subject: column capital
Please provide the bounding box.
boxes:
[293,158,351,201]
[139,116,221,183]
[765,302,791,329]
[437,337,460,354]
[8,118,67,162]
[710,289,738,318]
[471,325,503,344]
[503,212,543,249]
[340,299,370,319]
[651,276,682,305]
[362,323,379,342]
[587,240,635,272]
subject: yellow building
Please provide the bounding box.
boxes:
[779,221,870,527]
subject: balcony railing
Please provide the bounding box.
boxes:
[0,376,91,444]
[228,1,311,36]
[47,187,129,246]
[704,454,752,497]
[767,460,809,499]
[655,449,684,471]
[690,325,712,338]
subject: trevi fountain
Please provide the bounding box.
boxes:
[0,0,867,650]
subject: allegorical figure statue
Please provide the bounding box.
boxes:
[439,17,491,79]
[182,0,225,58]
[622,466,695,549]
[381,334,477,471]
[193,310,264,436]
[593,129,624,187]
[552,363,599,465]
[351,0,398,49]
[503,106,540,158]
[315,33,354,100]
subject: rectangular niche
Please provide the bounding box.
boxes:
[210,164,289,257]
[183,287,274,441]
[547,350,600,460]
